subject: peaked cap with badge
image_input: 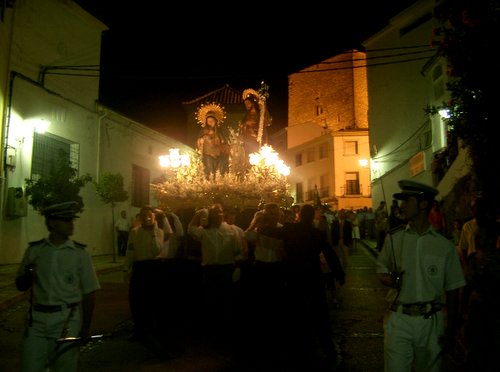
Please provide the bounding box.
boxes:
[42,201,80,219]
[393,179,438,201]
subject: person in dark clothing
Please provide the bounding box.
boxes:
[260,204,345,370]
[388,199,404,229]
[331,209,353,269]
[375,201,389,251]
[462,208,500,372]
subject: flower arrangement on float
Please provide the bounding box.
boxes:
[152,145,293,211]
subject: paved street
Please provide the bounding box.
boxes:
[0,241,466,371]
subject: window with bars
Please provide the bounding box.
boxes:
[132,164,150,207]
[31,132,80,179]
[345,172,360,195]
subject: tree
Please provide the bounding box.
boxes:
[25,150,92,214]
[93,172,129,262]
[431,0,500,218]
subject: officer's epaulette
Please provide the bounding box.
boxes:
[74,241,87,249]
[28,239,45,246]
[388,224,405,235]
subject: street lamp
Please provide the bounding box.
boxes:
[358,158,369,168]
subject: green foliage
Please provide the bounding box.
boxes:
[431,0,500,212]
[93,172,128,207]
[25,150,92,214]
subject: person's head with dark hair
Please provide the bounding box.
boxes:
[224,207,238,225]
[264,203,281,226]
[139,205,156,229]
[207,203,224,228]
[298,204,315,225]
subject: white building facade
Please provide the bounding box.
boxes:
[363,0,470,205]
[0,0,193,264]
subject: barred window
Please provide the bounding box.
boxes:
[132,164,150,207]
[31,132,79,179]
[345,172,360,195]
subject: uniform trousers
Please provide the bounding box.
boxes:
[384,308,444,372]
[22,306,81,372]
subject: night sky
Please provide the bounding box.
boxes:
[75,1,418,144]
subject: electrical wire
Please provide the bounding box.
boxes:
[38,45,439,81]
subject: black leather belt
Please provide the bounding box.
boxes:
[33,303,79,313]
[391,302,442,318]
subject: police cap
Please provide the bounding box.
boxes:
[393,179,438,201]
[42,201,80,219]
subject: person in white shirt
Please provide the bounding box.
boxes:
[244,203,287,363]
[124,205,165,342]
[157,211,184,259]
[115,210,131,256]
[188,203,243,345]
[15,201,100,372]
[377,180,465,372]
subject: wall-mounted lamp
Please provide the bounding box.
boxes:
[438,109,450,119]
[358,158,369,168]
[12,118,51,144]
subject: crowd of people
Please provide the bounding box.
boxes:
[14,177,500,371]
[116,202,349,370]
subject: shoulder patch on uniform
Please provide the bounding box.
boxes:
[74,241,87,249]
[28,239,45,246]
[388,224,405,235]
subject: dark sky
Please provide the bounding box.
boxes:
[75,1,417,144]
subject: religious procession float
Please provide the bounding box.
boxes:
[151,84,294,213]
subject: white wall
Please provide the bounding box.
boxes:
[363,0,442,206]
[0,0,194,263]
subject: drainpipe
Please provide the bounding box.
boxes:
[1,71,18,221]
[0,1,17,224]
[96,108,108,183]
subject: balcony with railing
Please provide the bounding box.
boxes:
[340,181,366,197]
[304,186,329,202]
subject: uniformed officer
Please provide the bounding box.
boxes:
[376,180,466,372]
[15,201,101,372]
